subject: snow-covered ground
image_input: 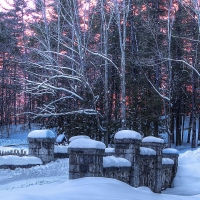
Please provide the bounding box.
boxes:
[0,132,200,199]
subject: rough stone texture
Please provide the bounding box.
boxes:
[66,133,179,193]
[114,138,141,187]
[142,141,164,193]
[139,155,156,191]
[162,152,179,179]
[54,153,69,159]
[103,166,131,184]
[162,164,174,190]
[104,151,115,157]
[28,137,55,164]
[68,148,105,179]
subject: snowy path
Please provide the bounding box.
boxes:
[0,159,69,190]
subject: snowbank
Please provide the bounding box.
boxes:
[163,147,200,196]
[103,156,131,168]
[0,177,199,200]
[69,135,90,142]
[140,147,156,156]
[114,130,142,140]
[28,130,55,139]
[142,136,164,143]
[0,155,42,166]
[68,138,105,149]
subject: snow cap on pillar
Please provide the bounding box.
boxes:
[28,129,55,139]
[114,130,142,140]
[68,138,106,149]
[142,136,164,144]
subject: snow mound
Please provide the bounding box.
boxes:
[163,148,200,196]
[54,145,68,153]
[0,177,199,200]
[28,130,55,139]
[163,148,179,154]
[140,147,156,155]
[103,156,131,167]
[68,138,105,149]
[69,135,90,142]
[114,130,142,140]
[0,155,42,166]
[178,148,200,166]
[162,158,174,165]
[142,136,164,144]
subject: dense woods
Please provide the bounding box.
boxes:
[0,0,200,147]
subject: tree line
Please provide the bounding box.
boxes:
[0,0,200,147]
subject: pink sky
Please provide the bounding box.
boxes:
[0,0,34,12]
[0,0,13,11]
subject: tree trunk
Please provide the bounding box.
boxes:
[191,71,197,148]
[175,102,182,146]
[198,117,200,141]
[187,114,192,143]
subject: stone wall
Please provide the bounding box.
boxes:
[28,138,55,164]
[68,130,179,193]
[54,152,69,159]
[162,163,174,190]
[139,155,156,190]
[103,166,131,184]
[114,130,141,187]
[28,130,55,164]
[0,129,179,193]
[68,148,104,179]
[142,140,164,193]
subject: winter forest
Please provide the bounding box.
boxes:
[0,0,200,148]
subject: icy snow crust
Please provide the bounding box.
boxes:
[142,136,164,143]
[69,135,90,142]
[28,130,55,139]
[140,147,156,156]
[68,138,106,149]
[163,148,179,154]
[162,158,174,165]
[114,130,142,140]
[0,155,42,165]
[103,156,131,168]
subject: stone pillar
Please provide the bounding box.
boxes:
[68,138,105,179]
[114,130,142,187]
[142,136,164,193]
[163,148,179,178]
[28,130,55,164]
